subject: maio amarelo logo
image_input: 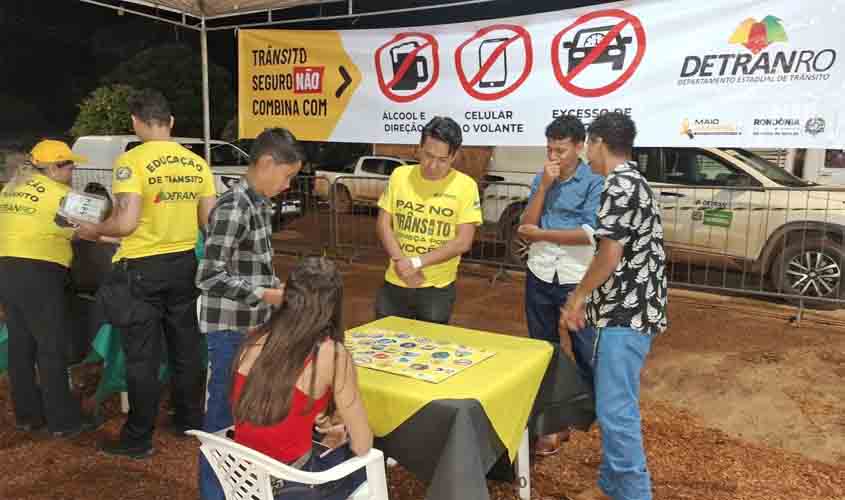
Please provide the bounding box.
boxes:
[729,16,787,54]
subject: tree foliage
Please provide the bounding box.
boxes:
[103,44,234,137]
[69,84,135,137]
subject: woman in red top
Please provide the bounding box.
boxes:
[231,257,373,500]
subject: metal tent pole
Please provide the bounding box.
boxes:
[200,17,212,164]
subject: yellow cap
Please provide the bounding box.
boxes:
[30,140,88,165]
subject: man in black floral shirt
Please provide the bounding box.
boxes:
[561,112,666,500]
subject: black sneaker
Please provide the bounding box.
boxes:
[165,415,202,438]
[164,422,193,438]
[51,414,104,439]
[15,421,46,433]
[98,438,154,459]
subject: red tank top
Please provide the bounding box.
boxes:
[231,359,331,463]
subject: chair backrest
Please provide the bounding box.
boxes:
[188,429,389,500]
[192,430,277,500]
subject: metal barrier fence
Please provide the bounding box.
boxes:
[657,184,845,310]
[269,174,334,257]
[317,177,845,311]
[330,175,388,258]
[71,168,113,195]
[325,176,535,270]
[68,169,845,311]
[465,180,532,270]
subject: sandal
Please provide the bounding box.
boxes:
[534,433,562,456]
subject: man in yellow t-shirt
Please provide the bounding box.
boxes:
[76,89,216,458]
[375,116,482,324]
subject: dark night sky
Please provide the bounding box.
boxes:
[0,0,607,137]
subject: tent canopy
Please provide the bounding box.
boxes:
[81,0,499,29]
[74,0,505,161]
[113,0,338,19]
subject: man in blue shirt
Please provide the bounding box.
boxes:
[517,115,603,455]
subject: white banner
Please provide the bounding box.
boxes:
[238,0,845,147]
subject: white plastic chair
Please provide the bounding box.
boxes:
[517,428,530,500]
[188,428,389,500]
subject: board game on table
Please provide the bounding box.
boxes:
[344,327,497,383]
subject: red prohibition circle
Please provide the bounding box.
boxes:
[375,32,440,103]
[551,9,646,98]
[454,24,533,101]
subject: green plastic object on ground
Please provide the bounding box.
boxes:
[1,232,207,401]
[83,323,208,404]
[195,230,205,260]
[0,324,7,374]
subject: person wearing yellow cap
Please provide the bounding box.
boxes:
[0,139,101,437]
[74,89,217,458]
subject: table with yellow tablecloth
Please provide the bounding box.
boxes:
[349,317,595,500]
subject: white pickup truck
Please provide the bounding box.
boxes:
[634,147,845,308]
[499,146,845,308]
[313,154,536,248]
[313,156,416,212]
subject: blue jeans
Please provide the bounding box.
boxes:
[525,270,596,388]
[199,330,245,500]
[594,327,653,500]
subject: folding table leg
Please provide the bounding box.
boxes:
[120,391,129,413]
[518,427,530,500]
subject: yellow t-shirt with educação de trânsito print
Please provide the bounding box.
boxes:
[111,140,216,261]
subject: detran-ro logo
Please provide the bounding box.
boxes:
[728,16,787,54]
[678,15,837,86]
